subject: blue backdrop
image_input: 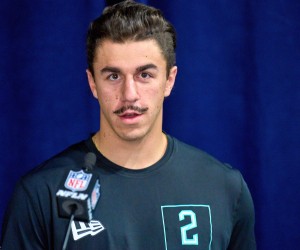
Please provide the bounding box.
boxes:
[1,0,299,249]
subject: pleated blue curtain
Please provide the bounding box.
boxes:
[1,0,299,249]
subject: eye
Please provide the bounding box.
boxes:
[140,72,151,79]
[108,73,120,81]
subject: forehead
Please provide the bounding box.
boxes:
[94,39,167,69]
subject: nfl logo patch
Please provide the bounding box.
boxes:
[64,170,92,192]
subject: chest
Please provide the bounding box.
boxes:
[63,174,234,249]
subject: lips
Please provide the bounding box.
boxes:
[121,112,140,118]
[119,111,142,119]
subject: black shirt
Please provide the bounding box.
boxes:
[1,135,256,249]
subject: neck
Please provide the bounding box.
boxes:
[92,130,168,170]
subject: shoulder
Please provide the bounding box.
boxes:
[171,135,237,172]
[169,136,255,225]
[20,138,91,191]
[169,135,245,193]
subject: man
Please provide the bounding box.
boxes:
[1,1,256,249]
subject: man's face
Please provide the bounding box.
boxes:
[87,39,177,142]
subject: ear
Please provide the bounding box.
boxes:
[164,66,177,97]
[86,69,98,99]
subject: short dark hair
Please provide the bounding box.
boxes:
[86,0,176,76]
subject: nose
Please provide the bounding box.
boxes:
[121,76,139,102]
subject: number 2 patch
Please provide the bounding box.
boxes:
[161,205,212,250]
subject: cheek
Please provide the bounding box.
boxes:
[98,90,114,109]
[99,86,121,103]
[145,88,165,110]
[101,95,110,105]
[146,82,166,97]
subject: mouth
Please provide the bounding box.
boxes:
[120,112,142,119]
[113,105,148,116]
[113,105,148,123]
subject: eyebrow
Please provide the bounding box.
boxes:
[100,64,158,75]
[136,64,158,72]
[100,66,121,74]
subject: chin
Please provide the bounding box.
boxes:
[119,134,145,142]
[117,129,149,142]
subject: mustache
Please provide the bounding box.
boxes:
[113,105,149,115]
